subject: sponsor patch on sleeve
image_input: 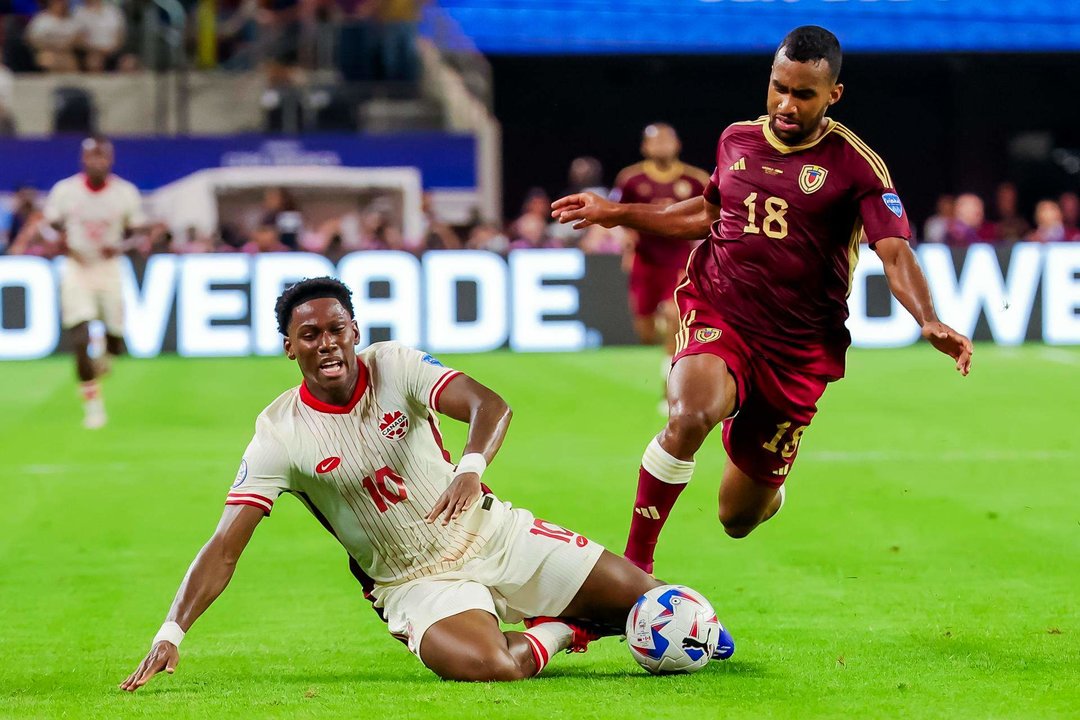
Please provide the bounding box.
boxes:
[422,353,444,367]
[882,192,904,218]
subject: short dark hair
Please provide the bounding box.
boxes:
[777,26,842,81]
[274,276,355,336]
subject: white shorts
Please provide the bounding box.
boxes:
[60,258,124,335]
[373,505,605,658]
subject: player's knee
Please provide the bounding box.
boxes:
[435,648,527,682]
[721,522,756,539]
[665,406,719,449]
[717,507,759,539]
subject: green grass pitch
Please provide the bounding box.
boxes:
[1,346,1078,719]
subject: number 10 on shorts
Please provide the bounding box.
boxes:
[530,519,590,548]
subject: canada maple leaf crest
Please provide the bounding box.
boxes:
[378,410,409,440]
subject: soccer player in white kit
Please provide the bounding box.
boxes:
[42,136,148,429]
[121,277,718,688]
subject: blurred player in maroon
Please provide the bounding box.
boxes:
[552,26,973,573]
[613,124,710,368]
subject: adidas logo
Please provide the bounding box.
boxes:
[729,157,747,171]
[635,506,661,520]
[771,466,790,477]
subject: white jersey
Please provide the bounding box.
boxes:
[43,173,145,263]
[227,342,508,586]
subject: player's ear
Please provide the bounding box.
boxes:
[283,337,295,360]
[829,83,844,106]
[350,319,360,345]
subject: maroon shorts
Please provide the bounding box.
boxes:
[628,258,685,317]
[672,279,829,488]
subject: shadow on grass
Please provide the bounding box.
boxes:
[98,660,768,695]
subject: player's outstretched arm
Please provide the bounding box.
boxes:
[552,192,718,240]
[874,237,973,375]
[119,504,264,692]
[425,375,513,526]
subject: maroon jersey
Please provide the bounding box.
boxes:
[693,116,911,378]
[612,161,710,268]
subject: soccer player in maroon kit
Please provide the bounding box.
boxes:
[552,26,973,574]
[613,124,710,361]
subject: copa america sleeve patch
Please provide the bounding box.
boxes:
[882,192,904,218]
[232,459,248,488]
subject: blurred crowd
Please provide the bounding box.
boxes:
[1,0,133,73]
[921,183,1080,245]
[2,163,1078,260]
[0,0,424,79]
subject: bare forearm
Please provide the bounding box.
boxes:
[462,395,512,464]
[881,241,938,326]
[614,197,711,240]
[166,539,239,631]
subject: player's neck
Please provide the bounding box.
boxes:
[83,174,108,191]
[791,117,831,147]
[307,371,360,407]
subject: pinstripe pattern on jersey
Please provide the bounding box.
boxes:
[281,347,497,585]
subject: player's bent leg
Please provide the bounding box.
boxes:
[69,321,95,382]
[419,609,536,682]
[69,321,107,428]
[559,550,663,629]
[660,353,737,460]
[716,460,781,539]
[625,353,737,572]
[659,300,680,357]
[632,312,658,345]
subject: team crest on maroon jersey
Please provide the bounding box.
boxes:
[674,179,692,199]
[379,410,409,441]
[695,328,722,343]
[798,165,828,194]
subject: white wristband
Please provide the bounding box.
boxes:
[456,453,487,479]
[152,621,185,649]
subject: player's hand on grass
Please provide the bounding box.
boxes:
[119,641,179,692]
[426,471,482,526]
[551,192,619,230]
[922,321,973,376]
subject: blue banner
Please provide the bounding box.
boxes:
[0,134,476,191]
[427,0,1080,54]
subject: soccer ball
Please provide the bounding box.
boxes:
[625,584,723,675]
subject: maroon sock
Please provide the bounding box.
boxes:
[624,465,688,574]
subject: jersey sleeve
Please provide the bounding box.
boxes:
[42,181,67,226]
[125,182,147,227]
[386,343,462,414]
[703,135,726,206]
[703,166,721,206]
[226,415,292,515]
[610,167,635,203]
[851,148,911,247]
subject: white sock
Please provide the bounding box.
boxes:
[642,436,695,485]
[522,622,573,675]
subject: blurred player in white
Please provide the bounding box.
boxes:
[42,136,147,428]
[120,278,730,689]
